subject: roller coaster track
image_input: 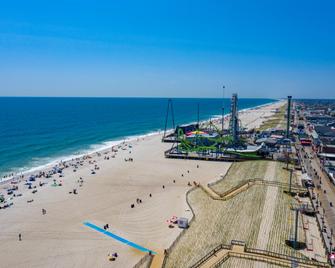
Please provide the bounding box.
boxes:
[200,178,306,201]
[190,240,330,268]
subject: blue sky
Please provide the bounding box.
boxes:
[0,0,334,98]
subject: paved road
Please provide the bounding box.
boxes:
[293,104,335,265]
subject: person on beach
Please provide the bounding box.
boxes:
[18,233,22,241]
[107,253,115,261]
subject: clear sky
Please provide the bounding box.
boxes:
[0,0,334,98]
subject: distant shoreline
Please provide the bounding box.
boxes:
[0,99,280,183]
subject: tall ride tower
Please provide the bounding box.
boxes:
[230,93,239,145]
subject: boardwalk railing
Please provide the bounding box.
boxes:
[191,243,330,268]
[189,244,232,268]
[245,247,310,263]
[214,251,291,268]
[203,178,306,202]
[231,240,246,247]
[220,178,305,196]
[246,248,329,267]
[132,253,154,268]
[212,252,230,267]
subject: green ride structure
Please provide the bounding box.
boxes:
[176,128,263,160]
[163,94,265,161]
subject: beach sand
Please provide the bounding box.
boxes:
[0,100,285,268]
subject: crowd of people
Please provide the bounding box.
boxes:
[1,137,202,265]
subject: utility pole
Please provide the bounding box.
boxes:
[289,168,293,195]
[286,148,290,170]
[294,209,299,249]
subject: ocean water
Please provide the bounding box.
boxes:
[0,97,275,178]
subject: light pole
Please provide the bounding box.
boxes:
[289,168,293,195]
[286,148,290,170]
[330,228,333,255]
[294,209,299,249]
[221,85,225,135]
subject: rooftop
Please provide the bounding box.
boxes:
[314,126,335,138]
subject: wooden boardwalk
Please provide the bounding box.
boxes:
[190,241,330,268]
[149,251,165,268]
[149,178,313,268]
[200,178,306,201]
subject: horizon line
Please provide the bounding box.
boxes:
[0,96,285,99]
[1,96,334,100]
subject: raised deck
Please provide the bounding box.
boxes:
[164,149,244,162]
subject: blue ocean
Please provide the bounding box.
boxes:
[0,97,275,178]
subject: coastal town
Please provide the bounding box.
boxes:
[1,97,335,267]
[1,1,334,267]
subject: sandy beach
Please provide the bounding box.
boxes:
[0,100,285,268]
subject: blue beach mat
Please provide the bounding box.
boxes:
[83,221,157,254]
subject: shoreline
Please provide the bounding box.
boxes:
[0,99,286,268]
[1,99,281,184]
